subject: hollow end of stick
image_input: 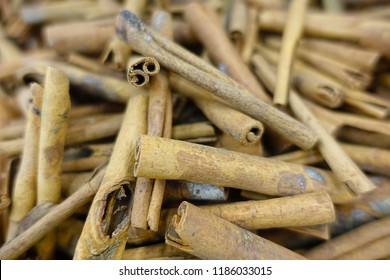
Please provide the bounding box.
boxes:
[317,85,344,108]
[165,203,191,251]
[127,70,149,87]
[244,125,264,145]
[142,58,160,76]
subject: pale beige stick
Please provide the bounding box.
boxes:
[288,224,330,240]
[323,0,345,13]
[122,243,190,260]
[67,53,113,75]
[0,87,20,133]
[242,5,259,63]
[304,216,390,260]
[7,84,43,240]
[335,235,390,260]
[166,202,306,260]
[0,166,106,260]
[0,138,24,157]
[252,53,376,195]
[62,156,109,173]
[337,126,390,149]
[170,74,264,145]
[101,0,148,69]
[135,135,341,197]
[74,93,148,260]
[172,122,215,140]
[35,68,70,259]
[20,1,98,24]
[274,0,308,106]
[131,10,173,231]
[116,10,318,150]
[343,97,388,119]
[300,38,380,74]
[43,19,115,54]
[227,0,248,52]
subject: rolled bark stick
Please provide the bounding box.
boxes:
[74,93,148,260]
[101,0,148,70]
[127,56,160,87]
[300,38,380,74]
[241,5,259,63]
[37,68,70,205]
[165,202,306,260]
[43,19,115,54]
[115,10,318,150]
[273,0,308,106]
[304,216,390,260]
[251,53,376,195]
[0,166,106,260]
[201,191,335,229]
[335,234,390,260]
[8,83,43,240]
[172,122,215,140]
[227,0,248,52]
[184,2,269,102]
[135,135,336,197]
[170,74,264,145]
[122,243,191,260]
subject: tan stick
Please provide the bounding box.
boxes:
[172,122,215,140]
[122,243,191,260]
[43,19,115,54]
[300,38,380,74]
[184,2,269,102]
[166,202,306,260]
[227,0,248,52]
[74,93,148,260]
[116,10,318,150]
[101,0,148,69]
[273,0,308,106]
[305,216,390,260]
[37,68,70,205]
[35,68,70,259]
[252,53,376,195]
[201,191,335,229]
[7,84,43,240]
[131,10,172,231]
[170,74,264,145]
[241,5,259,63]
[0,166,106,260]
[135,135,338,197]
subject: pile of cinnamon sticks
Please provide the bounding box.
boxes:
[0,0,390,260]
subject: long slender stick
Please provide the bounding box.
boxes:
[274,0,308,106]
[74,93,148,259]
[0,166,106,260]
[7,84,43,240]
[115,10,318,150]
[251,53,375,195]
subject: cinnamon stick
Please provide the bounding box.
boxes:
[166,202,306,260]
[74,93,148,259]
[115,10,318,150]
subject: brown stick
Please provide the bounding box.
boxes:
[166,202,306,260]
[127,56,160,87]
[115,10,318,150]
[122,243,191,260]
[74,93,148,259]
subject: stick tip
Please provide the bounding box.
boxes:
[115,10,144,41]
